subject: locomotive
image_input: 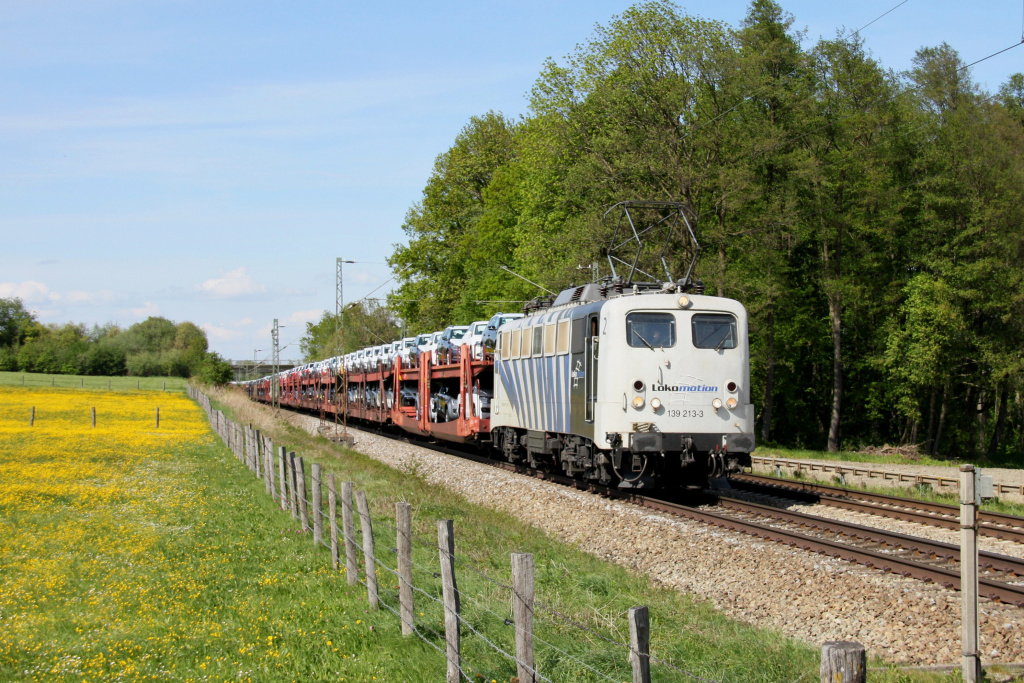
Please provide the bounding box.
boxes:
[490,283,753,488]
[240,202,755,489]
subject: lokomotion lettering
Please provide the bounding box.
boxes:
[652,383,718,392]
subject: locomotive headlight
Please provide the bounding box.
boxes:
[650,398,662,411]
[632,396,645,409]
[677,295,691,308]
[712,398,723,410]
[726,397,738,409]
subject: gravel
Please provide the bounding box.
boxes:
[281,415,1024,666]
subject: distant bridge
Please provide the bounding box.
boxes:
[229,361,299,383]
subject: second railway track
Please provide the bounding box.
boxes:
[437,439,1024,606]
[729,472,1024,544]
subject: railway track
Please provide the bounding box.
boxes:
[319,417,1024,606]
[729,473,1024,544]
[426,443,1024,606]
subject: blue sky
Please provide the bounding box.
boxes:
[2,0,1022,364]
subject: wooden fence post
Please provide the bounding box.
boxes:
[438,519,461,683]
[342,482,358,585]
[287,452,298,520]
[30,406,34,427]
[254,430,262,479]
[961,465,981,683]
[328,474,340,570]
[295,456,309,532]
[628,606,651,683]
[245,427,253,471]
[312,463,323,547]
[264,437,274,496]
[155,407,160,429]
[511,553,536,683]
[91,407,96,428]
[355,490,378,609]
[820,642,865,683]
[278,447,288,510]
[396,502,414,635]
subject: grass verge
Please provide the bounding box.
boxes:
[201,386,959,683]
[0,370,188,392]
[754,444,1023,471]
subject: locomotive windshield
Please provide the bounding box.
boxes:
[626,312,676,348]
[692,314,737,350]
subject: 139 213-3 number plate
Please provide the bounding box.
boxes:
[667,409,704,418]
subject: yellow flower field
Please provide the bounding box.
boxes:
[0,386,414,682]
[0,387,217,680]
[0,387,211,514]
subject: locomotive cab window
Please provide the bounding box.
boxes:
[626,312,676,348]
[691,314,737,350]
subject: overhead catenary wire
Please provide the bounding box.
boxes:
[855,0,911,34]
[961,39,1024,71]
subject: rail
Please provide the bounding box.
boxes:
[751,455,1024,497]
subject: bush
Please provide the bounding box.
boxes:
[82,340,127,376]
[126,351,166,377]
[0,346,17,371]
[193,352,232,385]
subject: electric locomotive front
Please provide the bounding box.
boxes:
[597,290,754,487]
[490,283,754,489]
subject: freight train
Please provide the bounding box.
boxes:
[240,202,755,489]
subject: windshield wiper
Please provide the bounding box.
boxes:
[633,331,657,352]
[715,333,733,352]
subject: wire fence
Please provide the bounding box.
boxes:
[2,372,185,392]
[189,386,829,683]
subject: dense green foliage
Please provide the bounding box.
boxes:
[385,0,1024,459]
[300,301,402,360]
[0,299,232,382]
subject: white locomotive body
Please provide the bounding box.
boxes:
[490,284,754,488]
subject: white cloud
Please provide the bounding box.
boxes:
[65,289,115,304]
[129,301,159,317]
[196,267,266,300]
[350,270,380,285]
[285,309,321,326]
[0,280,61,304]
[254,309,322,345]
[201,323,244,343]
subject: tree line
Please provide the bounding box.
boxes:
[382,0,1024,459]
[0,297,233,384]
